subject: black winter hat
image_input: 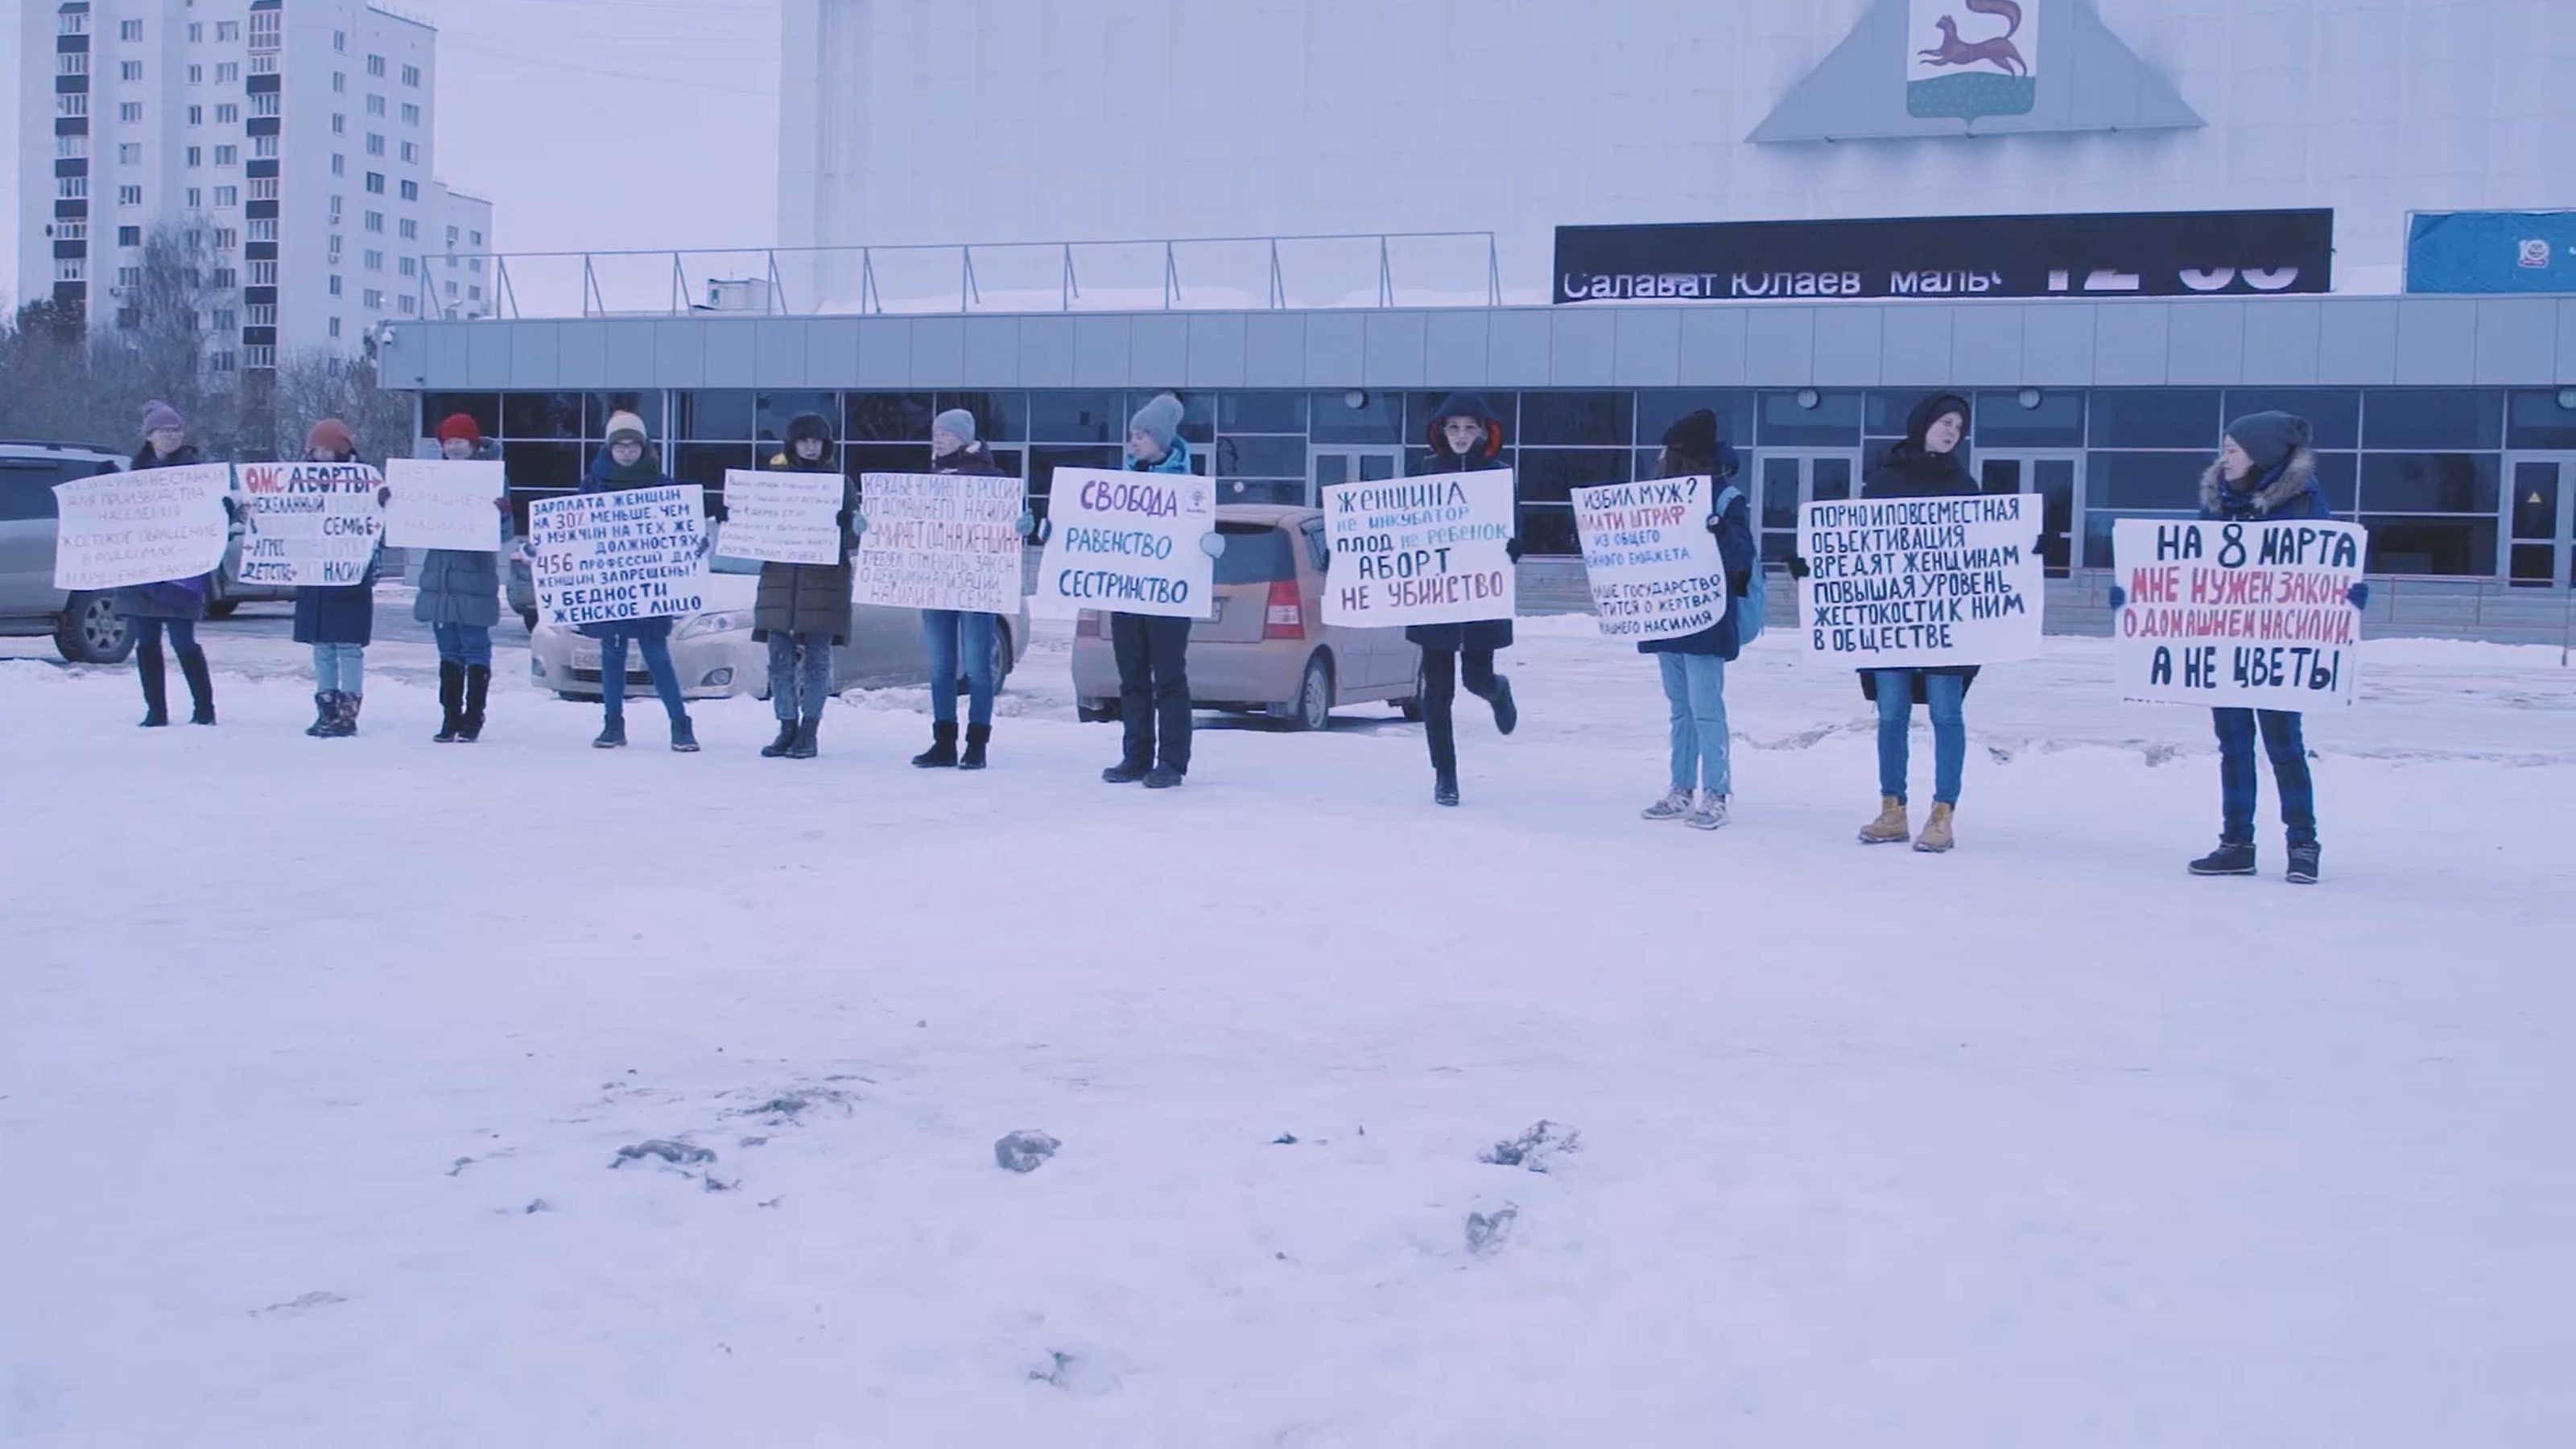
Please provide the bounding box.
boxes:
[1661,408,1719,463]
[1905,393,1972,449]
[784,412,836,448]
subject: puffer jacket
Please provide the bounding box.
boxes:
[412,439,506,629]
[112,443,216,620]
[1638,480,1758,662]
[1406,394,1515,654]
[751,414,856,644]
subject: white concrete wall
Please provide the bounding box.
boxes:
[778,0,2576,302]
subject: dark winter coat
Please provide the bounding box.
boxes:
[112,443,216,620]
[575,445,683,644]
[291,453,382,646]
[412,440,506,629]
[751,417,857,645]
[1639,479,1758,661]
[934,441,1007,477]
[1406,393,1515,654]
[2200,447,2330,522]
[1859,394,1979,703]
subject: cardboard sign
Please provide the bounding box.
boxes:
[1571,475,1729,641]
[1029,467,1216,621]
[382,458,506,552]
[51,463,233,591]
[853,472,1026,614]
[527,485,708,629]
[236,461,385,587]
[1798,493,2043,667]
[2112,518,2368,708]
[718,469,845,566]
[1320,470,1518,630]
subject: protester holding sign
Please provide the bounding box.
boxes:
[914,408,1011,770]
[741,413,857,761]
[1634,411,1757,830]
[287,419,386,737]
[1097,394,1221,790]
[576,412,700,753]
[1407,394,1522,808]
[114,401,224,728]
[407,414,510,743]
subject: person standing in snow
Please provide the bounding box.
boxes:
[913,407,1009,770]
[580,411,700,753]
[744,412,856,761]
[2116,411,2361,886]
[1636,410,1758,831]
[290,419,383,738]
[407,413,510,743]
[1409,393,1522,808]
[1096,393,1222,790]
[116,401,222,728]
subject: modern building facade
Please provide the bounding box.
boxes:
[19,0,493,369]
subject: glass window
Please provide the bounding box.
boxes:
[500,442,580,489]
[675,389,752,440]
[671,444,754,492]
[1220,391,1307,435]
[1312,390,1406,445]
[751,391,836,444]
[1973,390,2085,448]
[2224,389,2360,450]
[1211,523,1297,584]
[1634,390,1755,453]
[2362,518,2497,577]
[2505,390,2576,450]
[2360,453,2500,514]
[1756,390,1863,446]
[2083,510,2199,570]
[2511,460,2561,540]
[2091,390,2222,448]
[845,442,936,483]
[1513,448,1633,505]
[844,392,934,442]
[1027,445,1124,507]
[1516,506,1580,557]
[1519,391,1633,448]
[502,393,582,440]
[1865,390,1947,439]
[2090,451,2211,510]
[1216,436,1307,479]
[2308,452,2359,514]
[2363,389,2500,451]
[421,393,500,441]
[587,394,660,439]
[935,391,1027,443]
[1027,390,1124,443]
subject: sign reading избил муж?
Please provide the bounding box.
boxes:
[1554,210,2334,303]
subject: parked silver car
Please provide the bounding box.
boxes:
[0,440,136,663]
[527,551,1031,701]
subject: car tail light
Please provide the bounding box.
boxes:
[1262,580,1305,640]
[1076,610,1102,638]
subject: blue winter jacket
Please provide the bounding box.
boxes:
[1125,435,1195,476]
[573,447,684,642]
[2200,447,2330,522]
[291,455,382,646]
[1640,485,1759,660]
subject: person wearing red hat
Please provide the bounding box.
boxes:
[407,412,510,741]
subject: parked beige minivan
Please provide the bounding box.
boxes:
[1070,505,1422,730]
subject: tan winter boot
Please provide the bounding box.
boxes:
[1914,803,1956,853]
[1858,795,1910,845]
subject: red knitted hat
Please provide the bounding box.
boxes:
[435,412,483,446]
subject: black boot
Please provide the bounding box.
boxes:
[137,650,170,728]
[913,720,960,768]
[306,691,336,737]
[786,714,821,759]
[1487,675,1517,737]
[2189,840,2257,877]
[593,713,627,749]
[179,650,216,725]
[1102,755,1150,785]
[1434,770,1460,807]
[459,666,490,742]
[2285,842,2322,886]
[330,693,362,738]
[959,723,991,770]
[670,714,700,753]
[760,719,799,758]
[433,662,465,742]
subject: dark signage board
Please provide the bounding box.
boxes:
[1554,209,2334,303]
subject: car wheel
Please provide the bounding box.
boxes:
[1285,654,1333,732]
[991,621,1014,686]
[520,609,539,633]
[203,598,241,620]
[55,592,135,665]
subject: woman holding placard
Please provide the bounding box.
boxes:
[1854,393,1978,853]
[1098,393,1223,791]
[915,407,1008,770]
[748,412,857,762]
[1410,393,1523,809]
[411,413,510,743]
[291,419,383,739]
[1637,411,1757,831]
[581,411,700,753]
[116,400,221,728]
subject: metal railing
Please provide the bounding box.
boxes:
[411,233,1504,322]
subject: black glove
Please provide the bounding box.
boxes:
[377,485,393,507]
[1705,513,1725,536]
[833,507,853,531]
[221,497,240,524]
[1786,555,1810,580]
[1505,538,1524,564]
[707,498,729,522]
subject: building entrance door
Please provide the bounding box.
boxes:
[2504,453,2576,586]
[1753,451,1860,564]
[1976,452,2082,576]
[1310,447,1405,509]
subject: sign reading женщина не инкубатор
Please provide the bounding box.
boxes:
[1321,472,1517,631]
[528,485,707,630]
[2112,519,2368,708]
[1798,493,2043,668]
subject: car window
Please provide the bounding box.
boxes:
[1298,519,1328,572]
[1212,523,1294,584]
[0,458,101,522]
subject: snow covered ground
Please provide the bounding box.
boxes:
[4,615,2572,1447]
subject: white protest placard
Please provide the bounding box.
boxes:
[235,461,385,587]
[2112,518,2367,708]
[1320,470,1518,630]
[853,471,1026,613]
[51,463,233,591]
[382,458,506,552]
[718,469,844,566]
[1571,475,1729,642]
[1798,493,2043,667]
[527,485,708,630]
[1029,467,1216,621]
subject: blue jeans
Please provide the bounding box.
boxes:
[1875,670,1967,807]
[431,621,493,669]
[1658,652,1730,796]
[2215,708,2317,848]
[598,627,687,724]
[922,609,998,727]
[312,642,365,696]
[766,631,835,721]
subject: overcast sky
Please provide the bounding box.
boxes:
[6,0,782,308]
